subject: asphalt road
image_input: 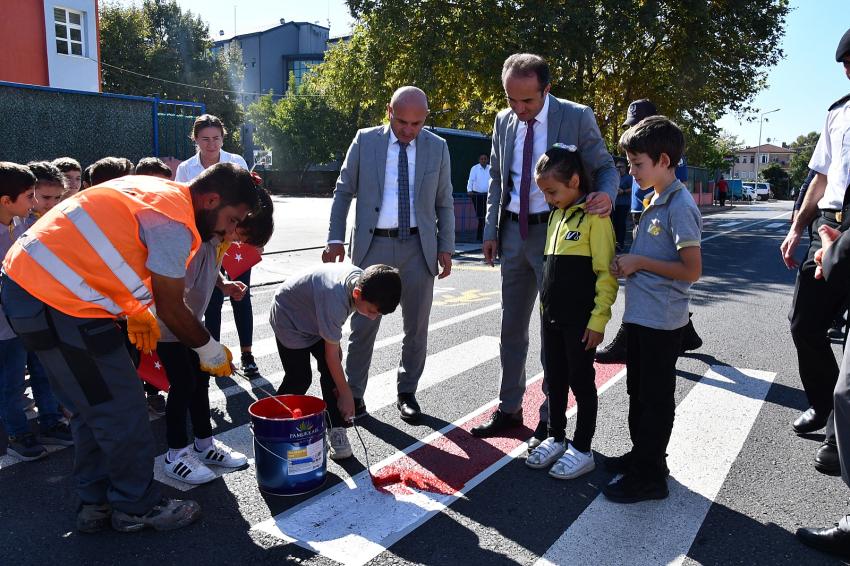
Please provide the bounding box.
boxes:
[2,200,848,565]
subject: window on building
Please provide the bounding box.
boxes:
[286,59,322,90]
[54,6,84,56]
[760,155,768,164]
[750,156,754,164]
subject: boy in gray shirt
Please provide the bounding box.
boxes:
[270,263,401,460]
[604,116,702,504]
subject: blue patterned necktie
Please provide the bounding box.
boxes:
[397,141,410,240]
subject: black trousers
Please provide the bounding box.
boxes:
[469,192,487,242]
[718,192,726,206]
[789,214,850,426]
[625,323,684,479]
[156,342,212,449]
[542,323,598,452]
[612,205,629,249]
[275,338,345,427]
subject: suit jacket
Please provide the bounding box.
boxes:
[483,94,617,242]
[327,125,455,276]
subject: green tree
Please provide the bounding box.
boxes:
[762,162,790,199]
[100,0,244,152]
[248,77,352,189]
[787,131,820,190]
[314,0,789,165]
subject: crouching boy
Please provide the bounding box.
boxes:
[270,264,401,460]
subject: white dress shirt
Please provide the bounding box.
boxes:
[811,98,850,211]
[506,95,550,215]
[376,128,417,229]
[174,150,248,183]
[467,163,491,193]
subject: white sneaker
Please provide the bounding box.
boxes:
[164,448,216,485]
[328,427,353,460]
[195,439,248,468]
[549,443,595,479]
[526,437,566,469]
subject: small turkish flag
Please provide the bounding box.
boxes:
[137,351,170,392]
[222,242,262,280]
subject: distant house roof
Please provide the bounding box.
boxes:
[213,20,329,44]
[327,35,352,44]
[737,143,795,154]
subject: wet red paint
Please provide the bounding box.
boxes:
[369,363,625,495]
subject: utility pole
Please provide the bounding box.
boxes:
[755,108,780,181]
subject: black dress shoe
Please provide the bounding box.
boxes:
[353,397,367,418]
[397,393,421,422]
[527,421,548,453]
[815,442,841,476]
[602,473,668,504]
[595,325,627,363]
[797,524,850,558]
[471,409,523,438]
[793,407,828,435]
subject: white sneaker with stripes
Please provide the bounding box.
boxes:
[164,447,216,485]
[195,439,248,469]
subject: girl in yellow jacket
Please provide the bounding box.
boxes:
[526,144,618,479]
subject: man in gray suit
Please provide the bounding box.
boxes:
[471,54,618,449]
[323,86,455,424]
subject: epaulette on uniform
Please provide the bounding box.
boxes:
[828,93,850,112]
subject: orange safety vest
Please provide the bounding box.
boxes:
[3,175,202,319]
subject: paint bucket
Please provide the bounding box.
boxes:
[249,394,328,496]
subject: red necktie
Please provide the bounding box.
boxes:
[519,118,536,240]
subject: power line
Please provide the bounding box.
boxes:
[95,57,329,99]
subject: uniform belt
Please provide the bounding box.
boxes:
[822,209,844,223]
[373,227,419,237]
[506,211,549,225]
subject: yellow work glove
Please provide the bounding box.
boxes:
[126,310,161,354]
[192,337,234,377]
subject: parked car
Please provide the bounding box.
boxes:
[743,181,771,201]
[729,180,756,202]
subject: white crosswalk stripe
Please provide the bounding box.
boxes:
[535,366,776,566]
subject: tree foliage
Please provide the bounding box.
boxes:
[787,131,820,190]
[100,0,244,152]
[762,162,790,199]
[312,0,789,166]
[247,77,351,188]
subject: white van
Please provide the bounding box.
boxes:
[743,182,771,201]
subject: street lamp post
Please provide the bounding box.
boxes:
[755,108,780,181]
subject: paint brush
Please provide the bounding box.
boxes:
[232,368,302,417]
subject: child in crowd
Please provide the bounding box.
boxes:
[52,157,82,199]
[89,157,134,186]
[27,161,65,218]
[270,264,401,460]
[153,184,274,484]
[525,144,618,479]
[0,162,72,461]
[603,116,702,503]
[135,157,173,179]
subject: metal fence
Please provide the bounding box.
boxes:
[0,81,204,167]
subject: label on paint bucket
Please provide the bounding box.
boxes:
[287,438,324,475]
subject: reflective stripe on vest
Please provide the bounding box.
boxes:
[64,204,153,305]
[16,232,124,315]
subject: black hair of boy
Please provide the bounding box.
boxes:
[357,264,402,315]
[618,116,685,169]
[89,157,136,185]
[534,146,591,194]
[190,162,260,212]
[27,161,64,186]
[236,186,275,247]
[0,162,37,200]
[135,157,173,179]
[52,157,82,174]
[501,53,550,91]
[81,165,92,188]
